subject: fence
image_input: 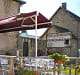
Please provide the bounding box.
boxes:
[0,56,80,75]
[22,57,80,75]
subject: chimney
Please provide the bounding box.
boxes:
[62,3,67,10]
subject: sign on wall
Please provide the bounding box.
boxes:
[47,32,71,47]
[24,57,54,69]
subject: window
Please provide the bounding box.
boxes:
[64,39,69,45]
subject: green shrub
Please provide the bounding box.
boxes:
[17,68,34,75]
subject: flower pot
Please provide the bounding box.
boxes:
[55,60,64,64]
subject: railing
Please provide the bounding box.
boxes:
[0,56,80,75]
[0,55,16,75]
[21,57,80,75]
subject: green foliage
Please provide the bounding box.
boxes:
[48,52,68,63]
[17,68,34,75]
[49,53,60,60]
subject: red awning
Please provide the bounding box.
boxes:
[0,11,51,33]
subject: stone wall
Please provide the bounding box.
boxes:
[0,0,20,17]
[0,0,20,55]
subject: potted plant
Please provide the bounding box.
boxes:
[48,52,68,64]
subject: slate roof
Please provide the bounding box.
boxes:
[41,3,80,38]
[50,7,80,21]
[66,10,80,21]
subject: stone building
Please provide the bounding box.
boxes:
[39,3,80,57]
[19,3,80,57]
[0,0,25,55]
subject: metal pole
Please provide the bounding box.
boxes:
[35,11,38,73]
[35,11,38,57]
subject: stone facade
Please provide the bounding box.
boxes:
[0,0,22,55]
[40,3,80,57]
[0,0,20,17]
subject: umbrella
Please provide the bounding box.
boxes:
[0,11,51,60]
[0,11,51,33]
[0,11,52,70]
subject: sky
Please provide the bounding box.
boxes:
[20,0,80,36]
